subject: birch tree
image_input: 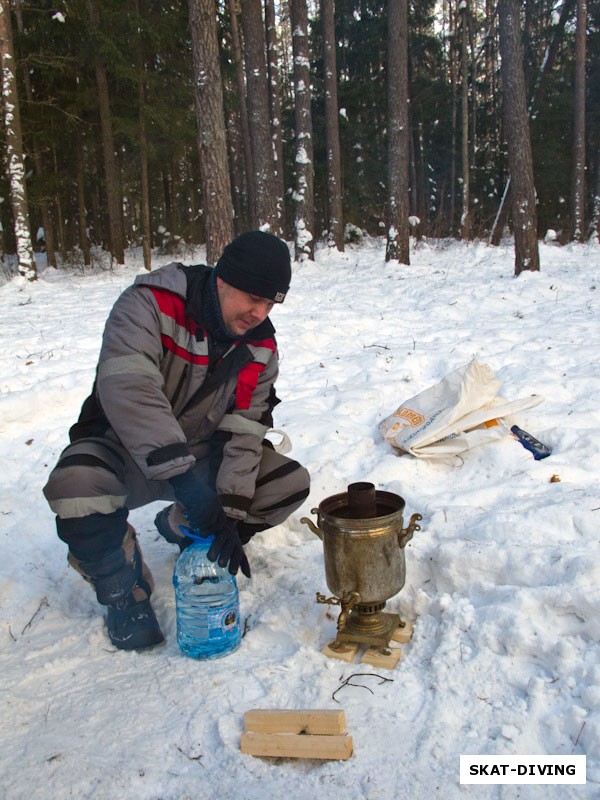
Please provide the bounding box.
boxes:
[13,0,56,268]
[290,0,315,260]
[0,0,35,280]
[571,0,586,242]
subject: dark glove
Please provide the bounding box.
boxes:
[169,469,227,533]
[169,470,251,578]
[207,517,251,579]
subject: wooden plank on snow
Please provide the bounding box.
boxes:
[243,708,347,735]
[240,731,353,760]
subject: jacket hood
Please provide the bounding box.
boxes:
[133,261,189,299]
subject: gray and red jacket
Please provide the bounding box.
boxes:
[70,262,279,520]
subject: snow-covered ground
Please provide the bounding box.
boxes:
[1,236,598,799]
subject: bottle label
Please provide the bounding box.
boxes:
[207,598,239,635]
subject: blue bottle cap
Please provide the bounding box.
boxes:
[178,524,215,544]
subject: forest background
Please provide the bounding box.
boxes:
[0,0,598,281]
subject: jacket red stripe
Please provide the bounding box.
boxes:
[236,362,265,409]
[235,337,277,409]
[150,287,197,334]
[160,334,209,365]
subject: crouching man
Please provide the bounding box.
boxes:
[44,231,310,651]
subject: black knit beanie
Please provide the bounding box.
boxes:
[215,231,291,303]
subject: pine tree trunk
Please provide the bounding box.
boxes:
[96,85,125,262]
[485,0,496,98]
[490,0,576,246]
[54,178,67,262]
[409,120,418,218]
[87,0,125,264]
[385,0,410,264]
[0,0,36,280]
[227,0,255,226]
[415,120,428,235]
[90,140,105,249]
[162,171,173,237]
[449,2,458,236]
[241,0,279,232]
[225,104,246,231]
[321,0,344,251]
[23,111,56,267]
[134,0,152,270]
[264,0,285,234]
[138,90,152,271]
[75,130,91,266]
[290,0,315,260]
[498,0,540,274]
[571,0,586,242]
[189,0,234,264]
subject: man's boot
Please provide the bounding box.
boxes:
[154,503,195,552]
[71,526,164,651]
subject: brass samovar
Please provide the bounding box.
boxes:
[301,482,421,650]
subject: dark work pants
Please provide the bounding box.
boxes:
[43,436,310,565]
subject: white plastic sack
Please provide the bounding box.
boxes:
[379,359,543,458]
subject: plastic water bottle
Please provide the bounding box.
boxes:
[173,532,241,660]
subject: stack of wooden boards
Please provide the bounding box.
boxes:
[240,709,353,760]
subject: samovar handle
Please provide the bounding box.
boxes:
[398,513,422,549]
[300,509,323,540]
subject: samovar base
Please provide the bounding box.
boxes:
[335,608,401,649]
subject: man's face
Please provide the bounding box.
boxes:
[216,277,275,336]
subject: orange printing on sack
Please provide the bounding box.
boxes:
[392,407,426,427]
